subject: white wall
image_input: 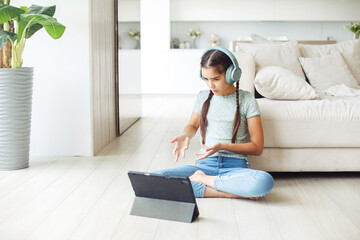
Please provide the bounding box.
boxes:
[171,0,360,21]
[16,0,92,156]
[141,0,170,94]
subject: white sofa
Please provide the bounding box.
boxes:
[232,39,360,172]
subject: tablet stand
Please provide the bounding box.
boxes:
[130,196,198,223]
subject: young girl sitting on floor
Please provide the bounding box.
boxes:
[152,46,274,199]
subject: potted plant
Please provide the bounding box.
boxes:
[344,21,360,39]
[188,28,202,49]
[0,1,65,170]
[127,28,140,49]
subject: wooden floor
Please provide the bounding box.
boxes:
[0,95,360,240]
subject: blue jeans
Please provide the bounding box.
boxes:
[151,156,274,198]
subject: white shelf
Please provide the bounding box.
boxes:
[170,0,360,22]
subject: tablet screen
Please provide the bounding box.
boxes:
[128,171,196,203]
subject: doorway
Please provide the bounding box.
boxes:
[115,0,142,136]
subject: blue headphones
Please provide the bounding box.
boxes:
[200,46,242,84]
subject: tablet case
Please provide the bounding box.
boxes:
[128,171,199,223]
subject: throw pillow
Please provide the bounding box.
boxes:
[251,33,269,43]
[254,66,318,100]
[233,51,255,93]
[299,52,359,92]
[251,33,288,43]
[299,40,360,85]
[236,40,305,79]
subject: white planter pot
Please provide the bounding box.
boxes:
[0,67,34,170]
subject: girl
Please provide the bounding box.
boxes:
[152,46,274,199]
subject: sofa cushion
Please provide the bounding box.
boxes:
[299,52,359,92]
[254,66,318,100]
[233,51,255,93]
[257,95,360,147]
[249,148,360,172]
[251,33,268,43]
[236,40,305,79]
[299,40,360,85]
[251,33,288,43]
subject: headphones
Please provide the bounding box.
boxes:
[200,46,242,84]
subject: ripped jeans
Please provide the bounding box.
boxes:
[151,156,274,198]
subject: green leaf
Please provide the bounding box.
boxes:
[25,22,42,39]
[0,3,25,24]
[27,5,55,16]
[0,29,17,50]
[16,19,25,42]
[20,13,66,40]
[20,6,28,14]
[25,5,56,39]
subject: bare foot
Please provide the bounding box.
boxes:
[189,170,206,182]
[189,170,261,201]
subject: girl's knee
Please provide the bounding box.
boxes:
[214,170,274,198]
[252,171,274,197]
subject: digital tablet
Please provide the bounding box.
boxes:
[128,171,199,222]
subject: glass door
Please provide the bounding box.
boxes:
[116,0,142,135]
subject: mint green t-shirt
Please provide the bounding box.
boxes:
[193,90,261,160]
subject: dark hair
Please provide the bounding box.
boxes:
[199,50,241,144]
[200,50,232,74]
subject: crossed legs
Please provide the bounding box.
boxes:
[151,164,274,199]
[189,170,260,200]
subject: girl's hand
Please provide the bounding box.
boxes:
[169,135,190,162]
[195,143,222,161]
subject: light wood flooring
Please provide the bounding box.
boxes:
[0,95,359,240]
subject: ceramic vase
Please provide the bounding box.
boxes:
[353,32,360,39]
[192,38,197,49]
[0,67,34,170]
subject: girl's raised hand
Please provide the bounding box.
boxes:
[195,143,221,160]
[169,135,190,162]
